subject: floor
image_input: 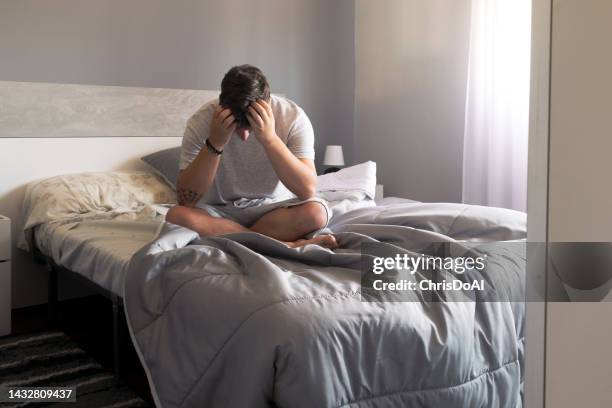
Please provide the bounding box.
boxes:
[10,295,153,405]
[0,330,150,407]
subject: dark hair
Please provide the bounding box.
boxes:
[219,65,270,128]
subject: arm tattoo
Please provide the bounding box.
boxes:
[176,186,203,207]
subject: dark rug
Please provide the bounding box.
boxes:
[0,331,151,407]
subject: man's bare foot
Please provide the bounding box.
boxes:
[285,234,338,249]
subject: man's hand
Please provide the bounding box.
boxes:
[209,105,236,149]
[247,100,278,145]
[248,99,317,200]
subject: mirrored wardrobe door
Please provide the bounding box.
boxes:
[525,0,551,406]
[545,0,612,407]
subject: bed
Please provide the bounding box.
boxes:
[20,165,527,408]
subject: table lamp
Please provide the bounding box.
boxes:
[323,145,345,174]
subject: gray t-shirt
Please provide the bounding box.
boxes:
[179,95,315,205]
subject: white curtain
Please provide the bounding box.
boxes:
[462,0,532,212]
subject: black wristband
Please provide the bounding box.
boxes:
[205,138,223,155]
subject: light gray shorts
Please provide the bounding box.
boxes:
[196,196,331,229]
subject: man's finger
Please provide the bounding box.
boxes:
[213,105,225,121]
[248,106,264,125]
[227,122,237,134]
[247,110,262,125]
[246,112,256,129]
[218,108,233,122]
[222,114,235,129]
[248,105,261,119]
[251,102,267,120]
[260,100,274,120]
[258,100,273,116]
[247,110,263,128]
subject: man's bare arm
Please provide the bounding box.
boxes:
[176,106,236,207]
[262,140,318,200]
[248,100,318,200]
[176,168,208,207]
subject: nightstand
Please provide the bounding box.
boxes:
[0,215,11,336]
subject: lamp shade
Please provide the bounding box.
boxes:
[323,145,345,166]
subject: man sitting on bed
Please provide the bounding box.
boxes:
[166,64,338,249]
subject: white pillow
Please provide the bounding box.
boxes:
[317,161,377,199]
[20,171,176,249]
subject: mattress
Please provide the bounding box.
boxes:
[35,217,163,296]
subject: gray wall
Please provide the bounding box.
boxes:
[354,0,471,202]
[0,1,495,309]
[1,0,474,202]
[0,0,355,309]
[0,0,355,166]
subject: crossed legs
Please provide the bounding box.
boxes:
[166,202,338,249]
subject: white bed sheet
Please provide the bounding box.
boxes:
[35,217,163,296]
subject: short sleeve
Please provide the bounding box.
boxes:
[179,113,210,170]
[286,109,315,160]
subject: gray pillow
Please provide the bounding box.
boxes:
[141,147,181,189]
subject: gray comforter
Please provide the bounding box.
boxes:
[124,201,526,408]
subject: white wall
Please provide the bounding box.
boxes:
[354,0,471,202]
[0,0,355,165]
[546,0,612,407]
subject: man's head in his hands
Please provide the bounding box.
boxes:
[219,65,270,141]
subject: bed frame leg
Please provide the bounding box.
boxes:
[111,294,123,382]
[47,261,59,328]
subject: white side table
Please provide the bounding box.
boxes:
[0,215,11,336]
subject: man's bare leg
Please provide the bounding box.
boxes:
[250,202,337,248]
[166,205,249,236]
[166,203,337,249]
